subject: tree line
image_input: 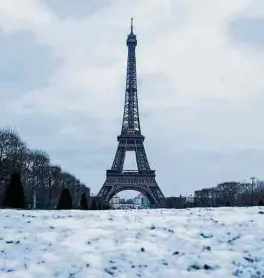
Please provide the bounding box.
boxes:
[194,180,264,207]
[0,128,104,209]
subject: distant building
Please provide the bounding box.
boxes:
[110,195,120,209]
[109,194,151,209]
[119,198,126,204]
[134,195,142,205]
[110,195,120,204]
[133,194,150,208]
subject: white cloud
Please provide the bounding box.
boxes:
[0,0,264,196]
[0,0,55,31]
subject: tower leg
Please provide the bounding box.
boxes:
[111,143,126,171]
[135,144,150,171]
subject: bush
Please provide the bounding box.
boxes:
[57,188,72,209]
[90,199,97,210]
[2,172,26,209]
[104,203,110,210]
[80,193,88,210]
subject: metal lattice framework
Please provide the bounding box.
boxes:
[97,19,166,207]
[122,18,140,134]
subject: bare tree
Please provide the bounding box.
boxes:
[0,128,90,209]
[47,165,61,209]
[194,180,264,208]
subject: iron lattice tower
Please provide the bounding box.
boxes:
[97,19,166,206]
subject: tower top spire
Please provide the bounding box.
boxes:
[131,17,133,34]
[127,17,137,45]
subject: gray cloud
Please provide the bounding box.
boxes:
[0,30,58,101]
[43,0,114,19]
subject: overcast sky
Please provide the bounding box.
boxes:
[0,0,264,197]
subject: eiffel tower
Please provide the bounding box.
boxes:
[97,19,166,207]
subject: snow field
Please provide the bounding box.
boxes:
[0,207,264,277]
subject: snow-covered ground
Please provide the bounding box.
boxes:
[0,207,264,278]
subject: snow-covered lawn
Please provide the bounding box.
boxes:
[0,207,264,278]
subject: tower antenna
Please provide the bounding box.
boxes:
[131,17,133,34]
